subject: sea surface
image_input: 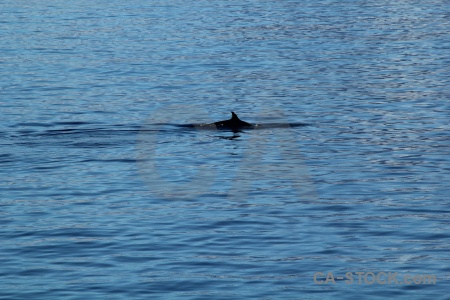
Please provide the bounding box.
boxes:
[1,0,449,299]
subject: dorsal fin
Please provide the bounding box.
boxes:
[213,112,252,131]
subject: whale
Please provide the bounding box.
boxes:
[164,111,308,132]
[213,112,253,131]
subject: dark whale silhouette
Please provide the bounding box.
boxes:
[213,112,253,130]
[164,112,308,132]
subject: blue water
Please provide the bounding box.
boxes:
[1,0,449,299]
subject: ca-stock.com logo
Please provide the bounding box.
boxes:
[136,104,316,202]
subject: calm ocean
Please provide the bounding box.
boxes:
[1,0,449,299]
